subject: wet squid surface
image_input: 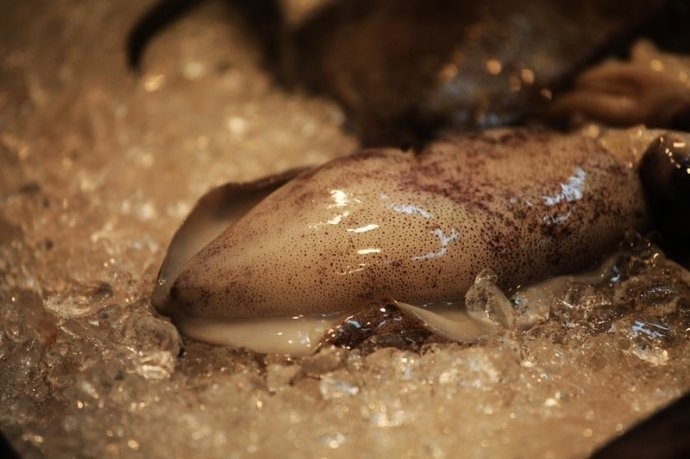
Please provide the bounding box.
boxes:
[154,127,690,354]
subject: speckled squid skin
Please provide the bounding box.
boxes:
[163,128,655,330]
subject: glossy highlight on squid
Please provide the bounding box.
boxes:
[152,127,687,354]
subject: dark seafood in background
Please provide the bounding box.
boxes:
[639,134,690,255]
[127,0,674,145]
[153,127,688,355]
[287,0,671,145]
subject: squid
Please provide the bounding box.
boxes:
[152,127,690,354]
[551,40,690,130]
